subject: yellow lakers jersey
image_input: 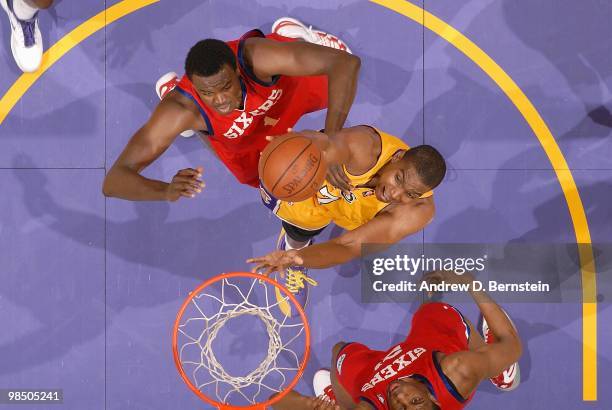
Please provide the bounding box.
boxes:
[312,129,409,230]
[265,129,414,231]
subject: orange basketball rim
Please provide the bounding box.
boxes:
[172,271,311,410]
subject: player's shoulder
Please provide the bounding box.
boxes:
[242,35,283,57]
[340,125,381,160]
[157,90,199,116]
[150,91,202,131]
[342,125,380,143]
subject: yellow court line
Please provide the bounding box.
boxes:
[370,0,597,401]
[0,0,160,125]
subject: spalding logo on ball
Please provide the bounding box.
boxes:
[259,133,327,202]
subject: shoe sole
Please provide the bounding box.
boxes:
[313,368,332,396]
[272,16,352,54]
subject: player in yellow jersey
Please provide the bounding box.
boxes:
[248,125,446,316]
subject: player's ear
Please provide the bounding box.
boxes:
[390,150,405,162]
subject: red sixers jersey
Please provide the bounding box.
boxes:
[336,303,474,410]
[176,29,328,187]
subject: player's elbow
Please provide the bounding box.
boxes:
[349,53,361,68]
[334,235,363,259]
[344,53,361,74]
[331,52,360,75]
[501,322,523,363]
[102,175,115,197]
[497,334,523,368]
[102,169,121,197]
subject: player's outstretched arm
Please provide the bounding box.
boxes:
[102,98,204,201]
[248,199,433,273]
[423,271,523,397]
[295,198,434,269]
[247,38,360,192]
[246,38,360,134]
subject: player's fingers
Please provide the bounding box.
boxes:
[333,164,350,184]
[325,171,341,188]
[190,180,205,191]
[335,174,352,191]
[179,181,200,193]
[248,261,274,276]
[173,175,200,185]
[184,172,204,182]
[313,397,336,410]
[176,168,200,177]
[422,272,443,286]
[179,185,200,198]
[328,167,351,191]
[331,176,351,192]
[179,190,195,199]
[261,266,276,276]
[311,398,324,410]
[176,177,203,192]
[252,263,270,275]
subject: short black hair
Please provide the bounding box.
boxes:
[185,39,237,79]
[403,145,446,189]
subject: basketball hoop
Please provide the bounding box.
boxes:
[173,272,310,409]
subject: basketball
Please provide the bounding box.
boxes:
[259,134,327,202]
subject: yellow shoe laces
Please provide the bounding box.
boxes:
[284,268,318,294]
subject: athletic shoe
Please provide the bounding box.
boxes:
[480,310,521,391]
[313,369,337,403]
[273,229,317,318]
[155,72,195,138]
[1,0,43,72]
[271,16,352,54]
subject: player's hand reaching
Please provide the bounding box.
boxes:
[165,166,205,202]
[422,270,475,285]
[326,162,352,193]
[309,396,341,410]
[324,131,352,193]
[247,250,304,276]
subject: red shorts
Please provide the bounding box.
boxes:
[210,75,328,187]
[334,303,471,403]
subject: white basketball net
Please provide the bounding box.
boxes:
[176,276,306,406]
